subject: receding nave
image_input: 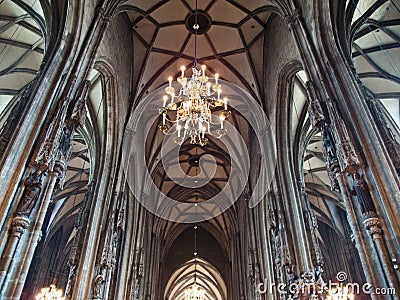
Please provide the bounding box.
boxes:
[0,0,399,299]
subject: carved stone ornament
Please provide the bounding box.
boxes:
[322,125,340,190]
[337,139,360,174]
[306,82,326,129]
[11,215,30,237]
[35,139,54,167]
[67,79,90,129]
[286,265,296,284]
[285,8,301,25]
[54,159,67,190]
[69,98,87,128]
[363,217,383,240]
[273,230,282,266]
[117,207,125,229]
[58,125,73,162]
[326,99,360,174]
[93,264,107,300]
[65,264,77,299]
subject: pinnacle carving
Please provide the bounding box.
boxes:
[306,81,325,129]
[326,99,360,174]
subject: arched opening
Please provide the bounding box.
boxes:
[162,226,228,300]
[165,258,226,300]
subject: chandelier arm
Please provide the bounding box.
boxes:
[162,115,185,123]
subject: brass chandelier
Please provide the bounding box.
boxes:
[35,280,65,300]
[326,285,354,300]
[158,0,231,146]
[185,281,206,300]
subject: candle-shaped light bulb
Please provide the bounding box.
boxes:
[215,73,219,85]
[171,91,175,103]
[202,64,206,76]
[168,76,173,88]
[177,124,181,137]
[206,82,211,95]
[181,66,185,77]
[217,88,221,101]
[202,126,205,138]
[163,95,168,107]
[223,97,228,110]
[220,115,225,128]
[163,113,166,125]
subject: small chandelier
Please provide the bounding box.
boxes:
[158,1,231,147]
[35,279,65,300]
[185,282,206,300]
[326,285,354,300]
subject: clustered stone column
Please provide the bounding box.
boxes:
[309,83,400,297]
[0,76,91,299]
[0,0,123,298]
[282,3,400,298]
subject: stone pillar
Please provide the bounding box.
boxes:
[351,173,400,294]
[288,2,400,283]
[322,124,384,296]
[0,216,30,287]
[0,63,92,298]
[8,161,65,298]
[320,120,400,296]
[64,185,95,299]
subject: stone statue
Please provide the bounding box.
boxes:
[350,173,377,217]
[93,265,106,299]
[16,167,46,216]
[59,126,73,159]
[286,265,296,283]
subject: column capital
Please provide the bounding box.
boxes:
[363,217,383,240]
[11,216,30,237]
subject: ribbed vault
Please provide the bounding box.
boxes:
[117,0,279,103]
[348,0,400,122]
[165,258,227,300]
[0,0,45,123]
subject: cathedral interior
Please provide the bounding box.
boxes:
[0,0,400,299]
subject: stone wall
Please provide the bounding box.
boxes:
[97,12,133,136]
[263,14,300,130]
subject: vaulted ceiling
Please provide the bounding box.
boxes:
[0,0,45,124]
[349,0,400,121]
[118,0,276,103]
